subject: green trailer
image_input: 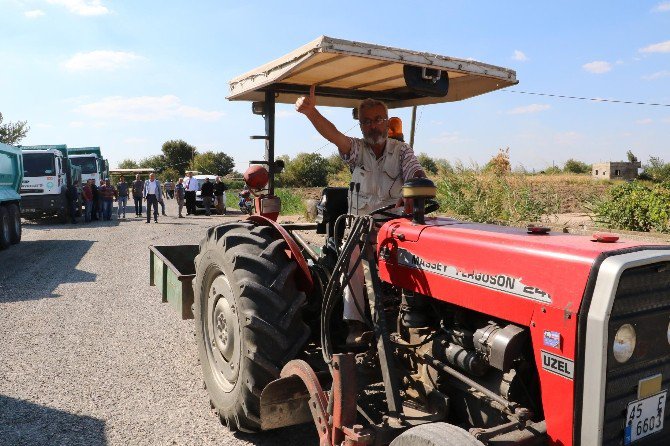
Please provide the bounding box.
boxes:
[149,245,199,319]
[0,142,23,248]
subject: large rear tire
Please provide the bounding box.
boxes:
[193,221,309,432]
[390,423,485,446]
[8,204,21,244]
[0,207,11,249]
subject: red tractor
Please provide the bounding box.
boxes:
[182,37,670,445]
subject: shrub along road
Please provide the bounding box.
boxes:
[0,200,316,446]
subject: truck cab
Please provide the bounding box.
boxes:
[68,146,108,186]
[19,145,72,221]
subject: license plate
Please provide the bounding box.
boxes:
[23,208,36,213]
[625,391,667,444]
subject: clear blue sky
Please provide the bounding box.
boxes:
[1,1,669,172]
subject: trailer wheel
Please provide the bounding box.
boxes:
[0,207,11,249]
[8,204,21,244]
[390,423,485,446]
[193,221,309,433]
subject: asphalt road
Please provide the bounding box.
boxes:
[0,199,317,446]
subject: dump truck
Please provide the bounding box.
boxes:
[150,36,670,445]
[0,142,23,249]
[19,144,80,222]
[68,146,109,186]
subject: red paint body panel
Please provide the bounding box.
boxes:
[377,217,648,446]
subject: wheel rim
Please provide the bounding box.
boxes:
[205,273,241,392]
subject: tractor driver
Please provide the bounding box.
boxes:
[296,85,426,345]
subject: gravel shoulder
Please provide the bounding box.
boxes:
[0,200,316,446]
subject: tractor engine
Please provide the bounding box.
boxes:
[396,298,542,429]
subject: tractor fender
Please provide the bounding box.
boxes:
[247,215,313,293]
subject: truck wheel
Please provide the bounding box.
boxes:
[390,423,485,446]
[0,207,11,249]
[193,221,309,432]
[8,204,21,244]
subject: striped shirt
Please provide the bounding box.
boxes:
[342,137,422,182]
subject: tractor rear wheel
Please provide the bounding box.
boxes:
[0,207,11,249]
[193,221,309,432]
[8,204,21,244]
[390,423,485,446]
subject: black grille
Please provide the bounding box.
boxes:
[603,261,670,445]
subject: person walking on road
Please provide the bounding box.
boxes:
[82,179,94,223]
[200,177,215,216]
[164,179,174,199]
[214,176,227,215]
[100,179,117,221]
[175,177,186,218]
[116,175,129,219]
[184,172,198,215]
[132,174,144,217]
[143,173,163,223]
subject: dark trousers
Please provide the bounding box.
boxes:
[185,191,196,214]
[133,195,142,215]
[146,195,158,222]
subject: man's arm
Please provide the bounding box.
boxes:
[296,85,352,156]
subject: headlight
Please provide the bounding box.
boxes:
[613,324,636,363]
[667,320,670,345]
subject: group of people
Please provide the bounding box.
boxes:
[66,172,231,224]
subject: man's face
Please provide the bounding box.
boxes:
[105,180,110,186]
[136,174,140,180]
[187,172,192,178]
[150,174,155,181]
[359,105,388,146]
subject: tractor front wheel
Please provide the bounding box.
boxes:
[193,221,309,432]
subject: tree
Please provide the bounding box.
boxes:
[118,159,139,169]
[563,158,591,174]
[161,139,197,175]
[0,112,29,145]
[626,150,638,163]
[279,153,329,187]
[139,154,167,170]
[642,156,670,183]
[417,153,439,175]
[190,151,235,176]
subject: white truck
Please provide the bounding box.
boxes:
[68,146,108,186]
[19,144,81,222]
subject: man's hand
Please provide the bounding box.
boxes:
[295,85,317,115]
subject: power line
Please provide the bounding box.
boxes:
[503,89,670,107]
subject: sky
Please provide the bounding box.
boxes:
[1,0,669,173]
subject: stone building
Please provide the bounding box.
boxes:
[591,161,641,180]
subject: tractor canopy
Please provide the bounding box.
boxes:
[227,36,518,109]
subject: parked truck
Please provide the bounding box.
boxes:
[68,146,109,186]
[19,144,80,222]
[150,37,670,445]
[0,142,23,249]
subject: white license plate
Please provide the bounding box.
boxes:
[625,391,667,444]
[23,208,36,213]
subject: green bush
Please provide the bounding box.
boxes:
[276,188,306,215]
[563,159,591,174]
[436,168,559,224]
[277,153,329,187]
[593,181,670,232]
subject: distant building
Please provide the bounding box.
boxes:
[592,161,641,180]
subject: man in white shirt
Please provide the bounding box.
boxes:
[296,86,426,345]
[183,172,199,215]
[143,173,163,223]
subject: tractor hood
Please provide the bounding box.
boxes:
[227,36,518,109]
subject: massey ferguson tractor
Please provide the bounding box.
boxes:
[153,37,670,445]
